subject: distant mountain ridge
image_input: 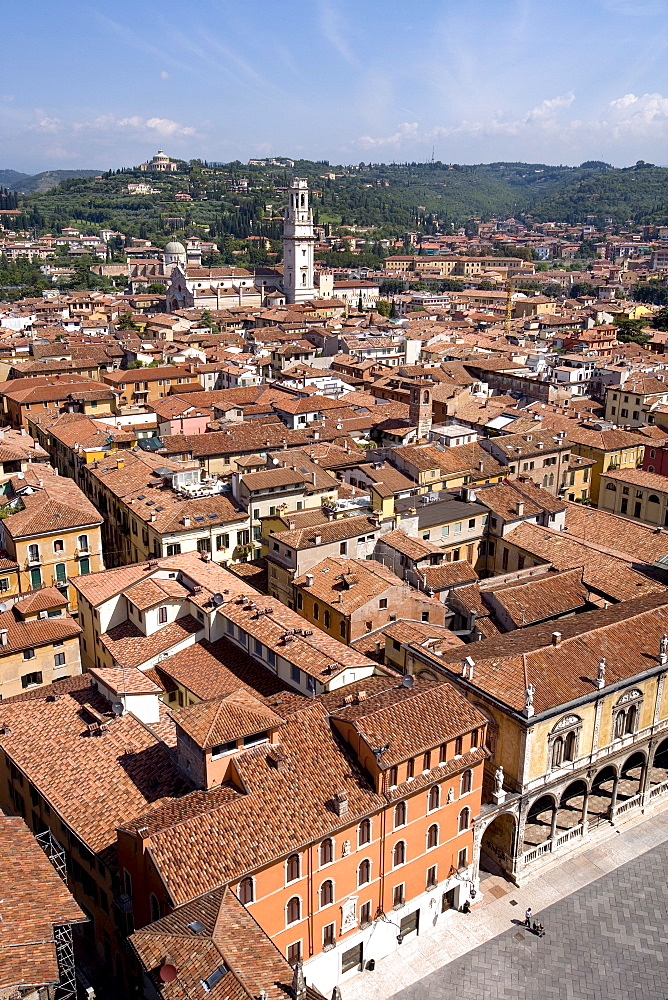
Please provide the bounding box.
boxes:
[0,169,101,194]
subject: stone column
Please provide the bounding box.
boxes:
[580,785,590,832]
[608,772,620,819]
[549,803,558,841]
[640,748,652,809]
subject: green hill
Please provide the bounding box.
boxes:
[12,159,668,245]
[0,169,101,194]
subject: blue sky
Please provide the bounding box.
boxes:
[2,0,667,172]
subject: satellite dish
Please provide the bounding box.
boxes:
[212,593,224,606]
[159,964,178,984]
[401,674,415,688]
[0,603,6,613]
[111,701,124,716]
[272,457,279,465]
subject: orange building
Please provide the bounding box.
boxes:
[117,677,487,993]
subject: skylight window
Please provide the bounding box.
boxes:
[201,965,228,992]
[187,920,205,933]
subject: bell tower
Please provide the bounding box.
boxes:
[409,379,433,441]
[282,177,316,304]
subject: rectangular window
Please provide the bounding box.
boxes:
[392,883,405,908]
[458,847,468,869]
[21,671,42,688]
[379,598,388,610]
[79,558,90,575]
[158,606,168,624]
[360,901,372,926]
[54,652,65,667]
[291,665,301,685]
[0,578,8,592]
[426,865,437,889]
[55,563,67,583]
[339,620,347,638]
[339,541,347,555]
[323,923,335,948]
[341,943,363,975]
[296,592,303,610]
[216,534,230,550]
[312,603,319,620]
[166,543,181,556]
[23,648,35,660]
[287,942,301,966]
[324,609,331,628]
[267,649,275,668]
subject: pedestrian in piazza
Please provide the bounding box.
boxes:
[524,907,532,927]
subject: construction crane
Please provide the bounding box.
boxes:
[504,278,514,338]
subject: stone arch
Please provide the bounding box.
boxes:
[588,764,617,824]
[478,810,517,879]
[522,793,558,850]
[556,778,588,833]
[619,749,646,800]
[651,736,668,786]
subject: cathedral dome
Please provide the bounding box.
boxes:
[164,240,186,254]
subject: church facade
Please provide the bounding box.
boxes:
[164,178,328,312]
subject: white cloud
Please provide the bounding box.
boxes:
[160,71,171,80]
[317,0,358,66]
[72,114,198,138]
[354,90,668,153]
[608,91,668,124]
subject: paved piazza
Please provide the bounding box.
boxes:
[391,841,668,1000]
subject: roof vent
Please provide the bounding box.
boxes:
[552,631,562,647]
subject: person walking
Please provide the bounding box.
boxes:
[524,907,532,927]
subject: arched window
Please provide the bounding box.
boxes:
[458,808,470,832]
[149,893,160,922]
[286,853,300,883]
[648,466,655,473]
[393,840,406,867]
[358,819,371,847]
[552,736,564,769]
[543,475,548,487]
[427,824,439,849]
[388,766,398,787]
[549,714,582,769]
[423,390,429,403]
[460,770,472,795]
[606,483,617,491]
[286,896,301,925]
[648,494,660,503]
[239,877,254,904]
[548,473,554,487]
[319,880,334,907]
[394,801,406,828]
[613,688,643,740]
[422,751,431,771]
[358,859,371,886]
[428,785,440,811]
[319,838,333,866]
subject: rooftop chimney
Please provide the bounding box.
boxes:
[516,501,524,516]
[333,791,349,816]
[0,629,8,646]
[183,516,191,527]
[314,534,322,545]
[305,573,314,587]
[551,631,562,647]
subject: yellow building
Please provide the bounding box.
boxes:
[0,588,81,699]
[403,590,668,884]
[536,418,646,504]
[0,466,103,611]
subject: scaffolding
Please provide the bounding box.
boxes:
[35,830,77,1000]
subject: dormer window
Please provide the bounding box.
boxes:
[211,741,237,759]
